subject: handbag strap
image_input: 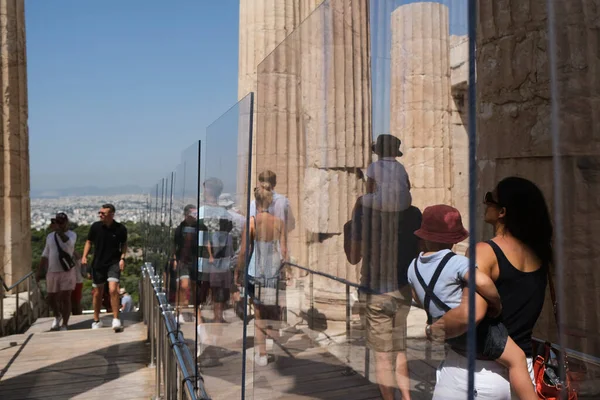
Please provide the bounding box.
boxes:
[547,265,559,327]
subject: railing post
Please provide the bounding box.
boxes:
[156,309,162,397]
[310,273,314,329]
[15,285,19,333]
[345,284,350,340]
[27,278,32,327]
[0,285,4,337]
[149,285,156,368]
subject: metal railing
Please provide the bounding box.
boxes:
[283,261,374,379]
[141,262,211,400]
[0,271,47,336]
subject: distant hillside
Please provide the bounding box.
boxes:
[32,185,149,198]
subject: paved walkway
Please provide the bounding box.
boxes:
[0,312,154,400]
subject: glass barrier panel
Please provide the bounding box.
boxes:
[253,0,473,399]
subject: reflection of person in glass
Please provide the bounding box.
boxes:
[172,204,197,324]
[237,182,287,367]
[366,134,412,212]
[250,170,295,232]
[345,135,421,400]
[196,177,234,366]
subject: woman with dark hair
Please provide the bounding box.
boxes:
[428,176,552,399]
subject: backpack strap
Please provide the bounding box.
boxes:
[414,252,456,324]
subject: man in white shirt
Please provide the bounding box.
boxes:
[39,213,77,331]
[249,170,295,232]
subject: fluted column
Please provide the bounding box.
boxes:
[0,0,31,289]
[390,2,451,209]
[299,0,371,320]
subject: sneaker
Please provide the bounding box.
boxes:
[91,320,103,329]
[59,325,68,331]
[51,316,62,331]
[112,318,122,330]
[254,353,268,367]
[177,314,186,324]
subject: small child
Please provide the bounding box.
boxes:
[366,134,412,212]
[407,204,537,400]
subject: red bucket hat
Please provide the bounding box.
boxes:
[414,205,469,244]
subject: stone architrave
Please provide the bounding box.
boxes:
[0,0,31,289]
[390,2,452,210]
[476,0,600,357]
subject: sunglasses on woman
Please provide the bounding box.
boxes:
[483,191,499,205]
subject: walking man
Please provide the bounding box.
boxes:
[38,213,77,331]
[82,203,128,330]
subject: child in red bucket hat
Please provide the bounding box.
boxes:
[408,205,538,400]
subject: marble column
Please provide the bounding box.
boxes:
[390,2,452,209]
[300,0,371,321]
[0,0,31,289]
[477,0,600,357]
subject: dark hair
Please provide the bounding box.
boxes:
[102,203,116,213]
[258,170,277,187]
[184,204,196,215]
[496,177,553,265]
[203,177,223,198]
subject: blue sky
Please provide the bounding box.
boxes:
[26,0,467,192]
[27,0,240,191]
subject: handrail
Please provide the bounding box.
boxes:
[0,270,35,292]
[142,262,211,400]
[286,262,600,379]
[0,271,46,337]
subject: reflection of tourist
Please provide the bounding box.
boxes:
[250,170,295,232]
[237,182,287,367]
[219,193,246,304]
[408,205,537,400]
[367,134,412,212]
[429,177,552,399]
[172,204,197,324]
[196,178,234,366]
[345,192,421,400]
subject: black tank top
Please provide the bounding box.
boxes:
[487,240,547,357]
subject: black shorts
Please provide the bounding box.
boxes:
[92,263,120,287]
[447,317,508,360]
[195,272,231,305]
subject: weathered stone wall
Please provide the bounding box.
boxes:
[390,2,452,209]
[0,0,31,290]
[477,0,600,356]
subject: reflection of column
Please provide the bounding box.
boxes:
[477,0,600,356]
[301,0,371,321]
[238,0,325,189]
[390,2,451,209]
[0,0,31,288]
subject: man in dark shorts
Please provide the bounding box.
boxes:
[82,203,128,331]
[172,204,197,324]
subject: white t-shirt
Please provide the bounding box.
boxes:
[366,157,412,212]
[42,231,77,273]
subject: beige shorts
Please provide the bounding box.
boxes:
[47,269,77,293]
[366,286,412,352]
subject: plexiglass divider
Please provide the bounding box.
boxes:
[252,1,472,399]
[139,0,600,398]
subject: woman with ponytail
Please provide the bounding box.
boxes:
[237,181,287,367]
